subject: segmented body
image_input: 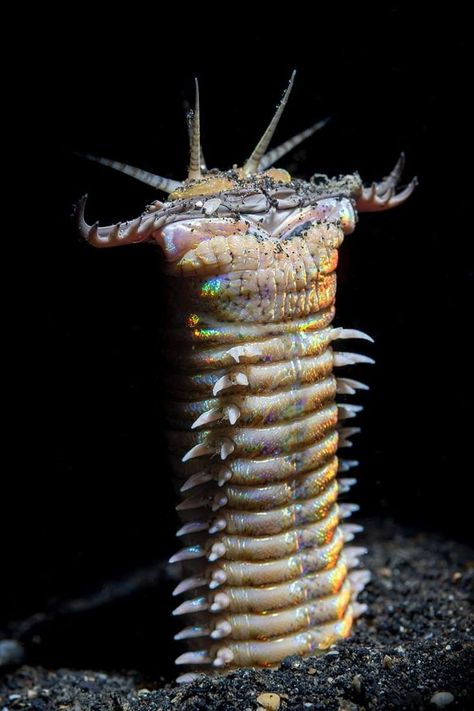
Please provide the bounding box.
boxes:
[77,74,415,680]
[164,198,371,673]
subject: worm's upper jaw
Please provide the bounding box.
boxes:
[355,154,418,212]
[75,194,154,249]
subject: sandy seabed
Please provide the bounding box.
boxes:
[1,521,473,710]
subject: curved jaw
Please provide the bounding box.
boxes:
[356,153,418,212]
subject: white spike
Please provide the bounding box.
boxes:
[211,620,232,639]
[180,471,213,492]
[331,328,374,343]
[336,378,370,394]
[339,477,357,493]
[338,427,361,447]
[212,647,234,667]
[173,576,208,596]
[174,625,210,640]
[210,592,230,612]
[225,346,246,363]
[220,438,235,460]
[208,542,226,562]
[345,546,368,567]
[175,650,211,665]
[217,468,232,486]
[191,407,223,429]
[338,459,359,472]
[334,352,375,367]
[213,375,232,395]
[176,673,201,684]
[349,569,371,595]
[225,345,263,363]
[352,601,369,618]
[338,426,361,437]
[176,496,208,511]
[172,597,209,616]
[340,503,360,519]
[176,521,209,537]
[209,518,227,534]
[338,404,363,420]
[211,494,228,512]
[213,372,249,395]
[191,406,240,429]
[212,375,229,396]
[225,404,241,425]
[340,523,364,542]
[209,569,227,589]
[234,372,249,386]
[169,546,205,564]
[182,443,215,463]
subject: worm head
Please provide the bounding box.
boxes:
[77,73,416,255]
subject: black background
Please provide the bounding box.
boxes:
[5,4,471,677]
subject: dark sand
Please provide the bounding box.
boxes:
[1,521,473,710]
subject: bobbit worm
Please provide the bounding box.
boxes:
[77,72,416,682]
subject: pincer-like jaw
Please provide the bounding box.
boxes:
[75,194,164,248]
[355,153,418,212]
[76,195,161,247]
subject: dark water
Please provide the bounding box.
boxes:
[4,5,471,676]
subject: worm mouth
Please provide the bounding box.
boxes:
[77,173,363,250]
[162,171,363,217]
[154,198,356,266]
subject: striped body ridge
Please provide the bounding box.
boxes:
[77,74,415,680]
[163,198,371,676]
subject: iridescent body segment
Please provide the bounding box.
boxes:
[78,74,415,680]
